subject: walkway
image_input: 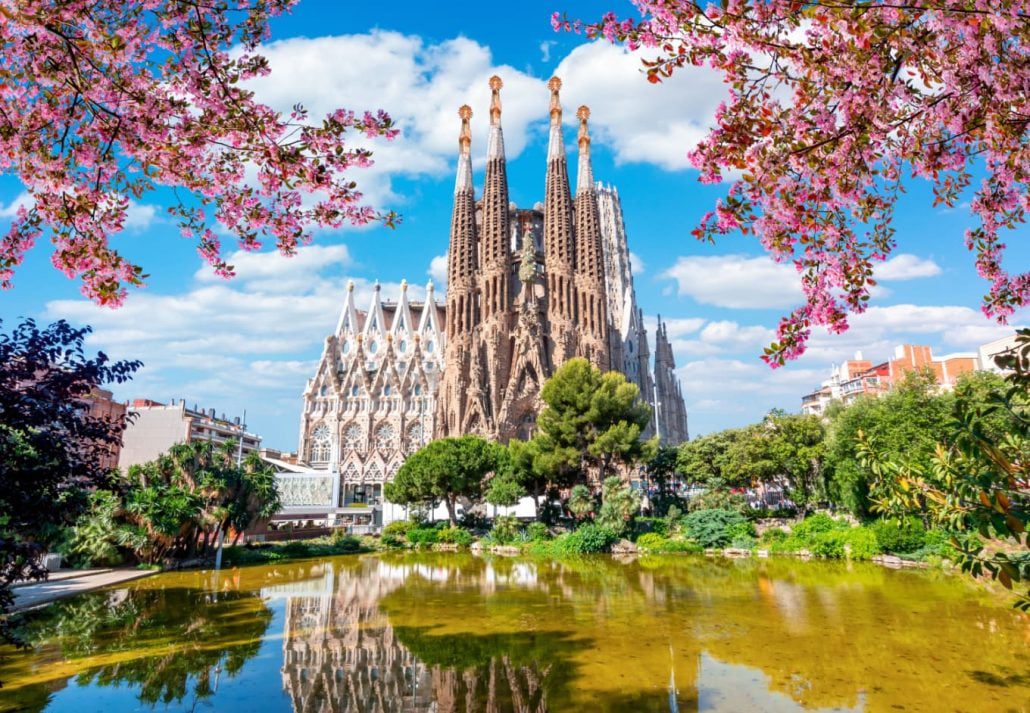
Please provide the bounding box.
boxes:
[11,568,158,612]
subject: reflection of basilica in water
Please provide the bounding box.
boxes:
[263,559,573,713]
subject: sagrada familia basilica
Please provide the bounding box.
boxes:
[273,77,688,527]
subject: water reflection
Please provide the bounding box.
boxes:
[5,583,273,711]
[1,554,1028,712]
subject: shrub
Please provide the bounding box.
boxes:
[595,477,641,537]
[406,527,440,547]
[843,528,881,560]
[663,539,704,554]
[382,519,416,546]
[437,526,474,547]
[870,516,927,554]
[791,513,848,539]
[759,527,790,545]
[634,517,669,537]
[551,524,617,555]
[490,515,521,545]
[682,509,747,549]
[526,522,550,542]
[806,527,880,560]
[635,532,668,552]
[328,532,363,553]
[636,532,703,554]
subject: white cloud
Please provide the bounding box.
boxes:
[44,245,437,448]
[554,42,726,170]
[428,253,448,290]
[661,254,801,309]
[875,254,941,280]
[195,243,353,293]
[124,203,158,232]
[539,40,556,63]
[245,31,552,207]
[0,191,33,217]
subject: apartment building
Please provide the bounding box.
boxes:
[118,398,261,470]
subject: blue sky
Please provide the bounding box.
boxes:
[1,0,1026,450]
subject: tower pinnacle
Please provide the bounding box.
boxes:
[576,105,594,196]
[548,76,563,124]
[458,104,472,153]
[489,75,503,124]
[455,105,473,193]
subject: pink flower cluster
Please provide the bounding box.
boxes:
[0,0,397,305]
[558,0,1029,365]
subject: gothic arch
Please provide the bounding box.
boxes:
[308,422,331,463]
[341,422,363,451]
[372,422,396,450]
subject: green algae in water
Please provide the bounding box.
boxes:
[1,554,1028,712]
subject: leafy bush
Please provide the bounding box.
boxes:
[635,532,668,551]
[65,490,123,567]
[328,531,363,553]
[490,515,521,545]
[759,527,790,545]
[682,509,747,549]
[791,513,848,539]
[663,538,704,553]
[636,532,703,554]
[634,517,669,537]
[406,527,440,547]
[526,522,550,541]
[870,516,927,554]
[382,519,416,547]
[595,477,641,536]
[539,524,617,556]
[436,526,474,547]
[804,527,880,560]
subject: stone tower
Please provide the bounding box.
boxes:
[573,106,609,371]
[438,105,479,436]
[542,77,578,367]
[653,316,689,444]
[429,76,688,447]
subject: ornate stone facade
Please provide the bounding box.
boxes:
[436,76,687,445]
[286,76,688,527]
[294,280,445,526]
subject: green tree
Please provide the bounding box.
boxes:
[534,358,654,491]
[595,477,642,537]
[677,428,749,487]
[66,440,281,566]
[385,436,496,526]
[645,446,682,516]
[825,370,952,516]
[0,318,140,650]
[729,413,826,513]
[862,330,1030,610]
[567,485,595,522]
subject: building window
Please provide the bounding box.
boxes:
[373,423,395,449]
[343,423,362,451]
[310,424,331,462]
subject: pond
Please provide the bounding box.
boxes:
[1,553,1028,712]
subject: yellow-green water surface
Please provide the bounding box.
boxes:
[1,553,1028,712]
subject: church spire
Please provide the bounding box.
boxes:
[454,104,473,194]
[573,105,608,368]
[543,76,576,356]
[547,76,565,161]
[480,76,511,319]
[446,104,478,338]
[576,105,595,196]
